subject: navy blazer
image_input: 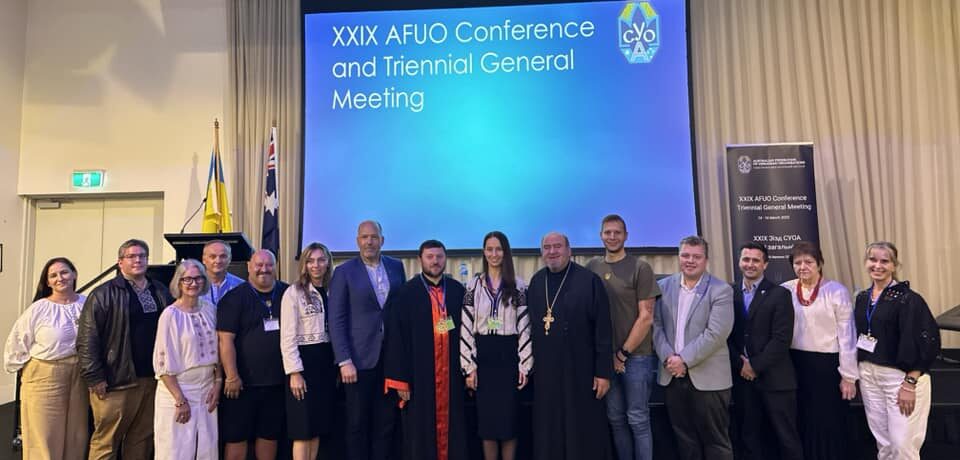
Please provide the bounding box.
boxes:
[328,256,406,370]
[728,277,796,391]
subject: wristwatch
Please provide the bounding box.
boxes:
[903,375,918,385]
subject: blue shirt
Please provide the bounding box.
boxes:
[208,272,245,306]
[741,276,764,313]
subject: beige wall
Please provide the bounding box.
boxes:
[17,0,228,262]
[0,0,227,403]
[0,0,28,403]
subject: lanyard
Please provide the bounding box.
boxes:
[866,280,893,335]
[254,284,278,319]
[420,274,447,317]
[486,274,503,318]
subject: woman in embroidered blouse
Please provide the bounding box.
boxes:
[781,241,857,460]
[280,242,338,460]
[460,231,532,460]
[153,259,220,460]
[4,257,87,460]
[854,242,939,459]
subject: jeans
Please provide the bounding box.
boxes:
[606,354,658,460]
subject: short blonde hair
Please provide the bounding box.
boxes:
[169,259,211,299]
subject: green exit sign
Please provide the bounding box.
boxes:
[72,170,105,189]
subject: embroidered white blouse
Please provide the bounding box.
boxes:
[782,278,858,381]
[280,284,330,375]
[460,275,532,376]
[4,295,86,373]
[153,300,218,377]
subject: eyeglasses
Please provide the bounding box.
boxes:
[122,253,148,261]
[179,276,205,285]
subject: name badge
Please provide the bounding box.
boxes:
[487,318,503,330]
[263,318,280,332]
[856,333,877,353]
[436,317,455,333]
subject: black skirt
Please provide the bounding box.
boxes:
[791,349,850,460]
[285,342,337,440]
[475,334,521,440]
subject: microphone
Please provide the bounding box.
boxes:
[180,197,208,233]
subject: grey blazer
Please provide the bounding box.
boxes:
[652,272,734,391]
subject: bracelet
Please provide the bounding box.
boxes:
[174,399,188,407]
[900,384,916,393]
[225,376,240,383]
[619,347,630,357]
[903,375,919,385]
[615,353,626,364]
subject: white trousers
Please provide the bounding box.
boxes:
[154,366,219,460]
[858,361,931,460]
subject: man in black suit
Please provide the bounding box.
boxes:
[728,243,803,460]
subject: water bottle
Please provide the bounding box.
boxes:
[459,262,468,284]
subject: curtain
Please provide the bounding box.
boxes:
[689,0,960,345]
[225,0,302,278]
[227,0,960,346]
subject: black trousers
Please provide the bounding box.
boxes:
[343,361,399,460]
[732,378,803,460]
[664,377,734,460]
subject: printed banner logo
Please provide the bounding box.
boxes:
[619,2,660,64]
[737,155,752,174]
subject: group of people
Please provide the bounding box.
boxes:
[2,216,942,460]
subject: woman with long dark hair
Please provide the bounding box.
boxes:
[781,242,857,460]
[4,257,88,460]
[855,242,939,459]
[460,231,532,460]
[280,242,338,460]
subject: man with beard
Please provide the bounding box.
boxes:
[78,239,173,460]
[217,249,290,460]
[328,220,406,460]
[652,236,734,460]
[384,240,468,460]
[527,231,613,460]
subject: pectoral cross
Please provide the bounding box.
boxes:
[543,312,555,335]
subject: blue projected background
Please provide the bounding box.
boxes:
[303,0,696,251]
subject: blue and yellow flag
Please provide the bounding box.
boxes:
[202,120,232,233]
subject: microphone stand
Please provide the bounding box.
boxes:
[180,197,208,233]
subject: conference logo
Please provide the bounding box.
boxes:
[737,155,753,174]
[618,2,660,64]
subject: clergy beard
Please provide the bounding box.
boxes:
[547,259,570,273]
[421,267,444,282]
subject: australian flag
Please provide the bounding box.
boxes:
[262,127,280,259]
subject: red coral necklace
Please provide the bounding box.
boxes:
[796,277,822,306]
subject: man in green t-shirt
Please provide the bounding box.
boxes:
[586,214,661,460]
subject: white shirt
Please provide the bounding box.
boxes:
[153,300,218,377]
[280,284,330,374]
[675,275,705,353]
[782,278,858,381]
[4,295,86,373]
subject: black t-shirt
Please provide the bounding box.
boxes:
[217,281,289,386]
[125,280,164,378]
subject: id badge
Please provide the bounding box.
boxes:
[856,333,877,353]
[436,317,455,333]
[486,318,503,330]
[263,317,280,332]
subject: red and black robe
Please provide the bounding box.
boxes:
[384,274,468,460]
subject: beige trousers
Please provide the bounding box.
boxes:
[20,355,89,460]
[88,377,157,460]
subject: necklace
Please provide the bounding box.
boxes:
[543,264,571,335]
[796,277,822,307]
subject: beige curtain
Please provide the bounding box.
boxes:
[690,0,960,345]
[225,0,302,278]
[228,0,960,346]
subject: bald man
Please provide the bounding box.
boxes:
[217,249,290,460]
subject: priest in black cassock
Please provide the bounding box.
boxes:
[528,231,613,460]
[384,239,468,460]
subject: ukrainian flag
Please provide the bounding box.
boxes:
[202,121,232,232]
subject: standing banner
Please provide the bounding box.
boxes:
[726,143,819,284]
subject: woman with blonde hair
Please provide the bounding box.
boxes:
[281,242,338,460]
[4,257,88,460]
[855,241,939,459]
[153,259,221,460]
